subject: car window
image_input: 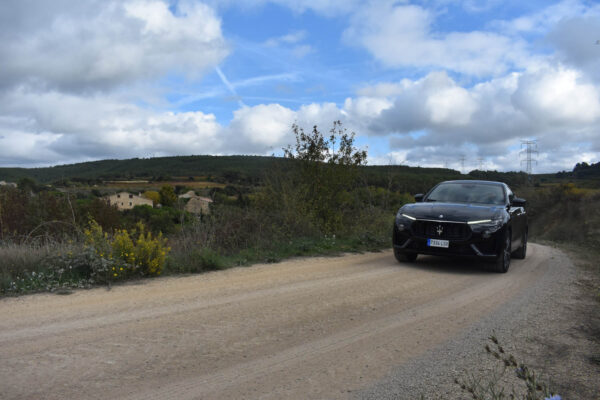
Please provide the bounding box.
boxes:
[506,187,514,202]
[426,183,505,205]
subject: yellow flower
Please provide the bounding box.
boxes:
[119,267,123,271]
[112,267,115,271]
[114,273,118,277]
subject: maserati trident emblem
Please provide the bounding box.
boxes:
[436,225,444,236]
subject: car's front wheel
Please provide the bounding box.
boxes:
[512,230,527,259]
[491,231,511,273]
[394,248,418,263]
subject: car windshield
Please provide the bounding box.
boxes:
[425,183,505,205]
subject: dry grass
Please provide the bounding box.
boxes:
[102,180,226,190]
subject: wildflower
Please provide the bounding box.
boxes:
[112,267,115,271]
[113,273,118,277]
[119,267,123,271]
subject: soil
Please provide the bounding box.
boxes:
[0,243,597,399]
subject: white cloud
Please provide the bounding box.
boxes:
[355,64,600,172]
[0,0,228,92]
[227,104,296,151]
[264,30,307,47]
[263,30,313,58]
[343,2,528,76]
[291,44,314,58]
[512,67,600,125]
[546,15,600,82]
[0,88,223,164]
[205,0,361,17]
[496,0,599,35]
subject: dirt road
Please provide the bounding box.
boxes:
[0,243,569,399]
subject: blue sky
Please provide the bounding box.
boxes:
[0,0,599,172]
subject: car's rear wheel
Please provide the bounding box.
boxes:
[394,248,417,263]
[491,231,511,273]
[512,230,527,259]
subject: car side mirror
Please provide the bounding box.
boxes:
[511,197,526,207]
[414,193,424,202]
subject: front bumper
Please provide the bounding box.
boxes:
[393,220,504,259]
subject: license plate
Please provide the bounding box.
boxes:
[427,239,449,248]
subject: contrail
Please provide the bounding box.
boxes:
[215,66,246,108]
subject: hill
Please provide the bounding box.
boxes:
[0,155,281,185]
[0,154,567,192]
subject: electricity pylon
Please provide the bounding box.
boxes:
[520,140,538,175]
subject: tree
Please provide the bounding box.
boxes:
[282,121,368,233]
[17,177,38,193]
[158,185,177,207]
[143,190,161,206]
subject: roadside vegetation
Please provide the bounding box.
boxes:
[1,122,599,296]
[0,122,411,295]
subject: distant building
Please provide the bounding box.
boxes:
[105,191,153,210]
[178,190,197,199]
[183,196,213,215]
[0,181,17,188]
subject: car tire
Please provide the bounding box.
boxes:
[491,230,511,273]
[512,230,527,260]
[394,248,417,263]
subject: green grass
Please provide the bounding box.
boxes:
[0,241,94,294]
[164,231,390,275]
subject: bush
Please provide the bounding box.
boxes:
[166,248,226,274]
[84,219,169,278]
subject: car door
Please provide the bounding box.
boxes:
[506,186,524,250]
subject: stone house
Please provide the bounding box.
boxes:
[178,190,197,199]
[105,192,153,210]
[182,195,213,215]
[0,181,17,188]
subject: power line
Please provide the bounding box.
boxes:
[459,155,466,174]
[477,157,484,171]
[520,139,538,175]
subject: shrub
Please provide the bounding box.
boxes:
[84,219,169,278]
[166,247,225,274]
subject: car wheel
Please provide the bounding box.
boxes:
[512,230,527,260]
[394,248,417,263]
[492,231,511,273]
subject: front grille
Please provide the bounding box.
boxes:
[411,220,471,240]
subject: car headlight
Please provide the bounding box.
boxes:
[395,212,416,231]
[468,217,503,235]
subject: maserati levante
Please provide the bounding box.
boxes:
[392,180,528,273]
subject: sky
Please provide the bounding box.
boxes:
[0,0,599,173]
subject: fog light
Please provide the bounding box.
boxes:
[482,230,491,238]
[397,224,405,231]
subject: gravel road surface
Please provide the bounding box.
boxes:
[0,243,582,399]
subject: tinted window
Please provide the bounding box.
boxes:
[426,183,505,205]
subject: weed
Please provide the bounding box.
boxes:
[455,336,560,400]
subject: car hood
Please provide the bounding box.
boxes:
[401,202,505,222]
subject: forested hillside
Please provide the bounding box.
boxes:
[0,154,530,193]
[0,155,280,185]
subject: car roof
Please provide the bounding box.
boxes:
[440,180,505,186]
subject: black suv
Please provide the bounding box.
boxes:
[392,180,527,273]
